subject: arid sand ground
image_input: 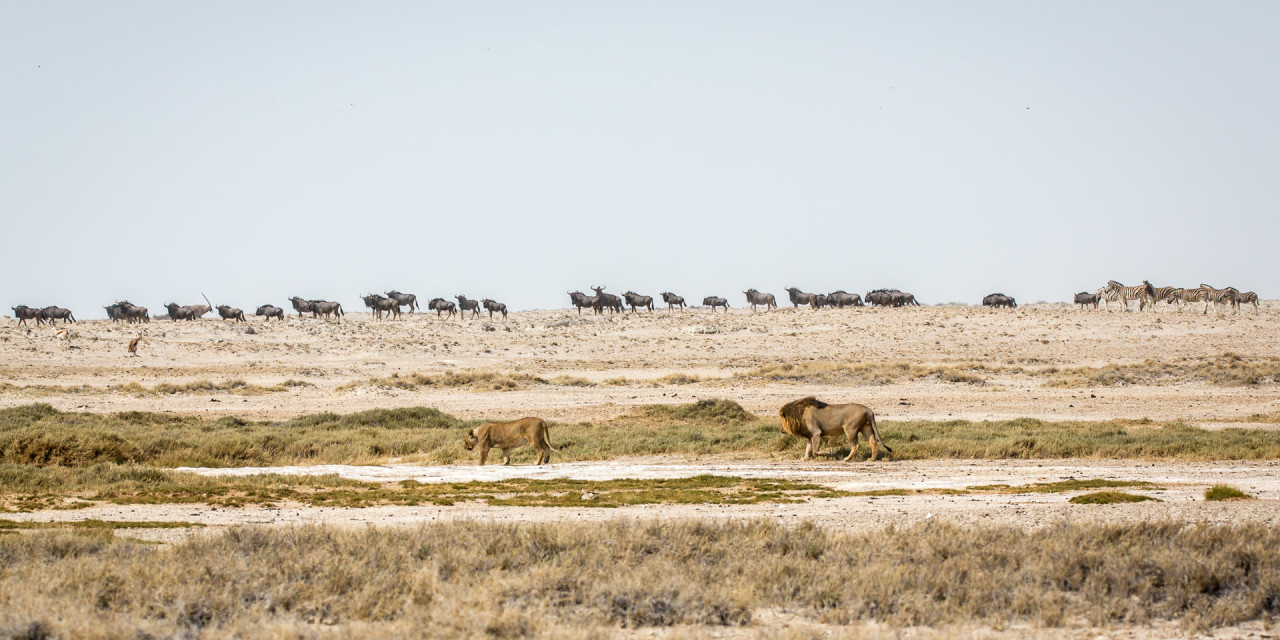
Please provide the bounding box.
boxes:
[5,303,1280,637]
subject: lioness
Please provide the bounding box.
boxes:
[463,417,558,465]
[779,397,892,461]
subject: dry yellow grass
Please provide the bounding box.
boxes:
[2,519,1277,637]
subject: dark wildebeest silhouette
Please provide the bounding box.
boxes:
[702,296,729,312]
[660,292,685,311]
[385,291,419,313]
[309,300,344,319]
[216,305,246,322]
[256,305,285,321]
[164,303,197,321]
[361,294,400,320]
[811,294,829,309]
[866,289,917,307]
[115,301,148,323]
[622,291,654,313]
[1074,292,1100,310]
[289,297,316,317]
[429,298,457,319]
[982,293,1016,309]
[455,295,481,319]
[590,287,623,314]
[826,291,863,308]
[482,299,508,320]
[785,287,819,309]
[568,291,600,315]
[12,305,40,327]
[38,306,76,325]
[743,289,776,312]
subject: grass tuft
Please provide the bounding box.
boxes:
[1068,491,1159,504]
[1205,484,1253,501]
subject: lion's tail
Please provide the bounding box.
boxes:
[870,411,892,454]
[779,397,826,437]
[543,420,560,452]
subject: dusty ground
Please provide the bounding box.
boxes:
[6,303,1280,637]
[2,302,1277,423]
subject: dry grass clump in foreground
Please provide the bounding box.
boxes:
[3,519,1279,638]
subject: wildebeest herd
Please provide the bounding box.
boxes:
[10,281,1263,325]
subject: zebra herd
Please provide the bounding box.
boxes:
[1076,281,1260,313]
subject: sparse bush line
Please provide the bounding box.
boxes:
[2,519,1278,636]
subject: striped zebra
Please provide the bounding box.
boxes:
[1095,286,1123,311]
[1149,285,1181,310]
[1200,284,1240,314]
[1237,291,1259,313]
[1176,287,1211,313]
[1165,288,1185,310]
[1105,280,1156,312]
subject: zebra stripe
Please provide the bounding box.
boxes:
[1199,284,1240,314]
[1105,281,1155,312]
[1237,291,1260,313]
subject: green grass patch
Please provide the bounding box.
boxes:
[1069,491,1160,504]
[0,465,848,510]
[968,479,1161,494]
[1205,484,1254,501]
[5,405,1280,470]
[614,399,756,426]
[0,519,203,530]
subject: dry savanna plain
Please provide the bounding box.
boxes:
[3,302,1280,639]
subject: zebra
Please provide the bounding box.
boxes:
[1200,284,1240,314]
[1237,291,1260,313]
[1096,286,1122,311]
[1104,280,1156,312]
[1149,285,1181,310]
[1175,287,1210,313]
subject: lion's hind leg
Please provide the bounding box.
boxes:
[842,427,860,462]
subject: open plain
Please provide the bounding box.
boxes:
[3,302,1280,638]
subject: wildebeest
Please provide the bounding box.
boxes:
[622,291,654,313]
[702,296,729,312]
[743,289,776,312]
[288,297,316,317]
[361,294,401,320]
[216,305,246,322]
[1073,292,1100,309]
[455,295,481,319]
[36,306,76,325]
[12,305,40,327]
[812,294,829,309]
[255,305,285,321]
[428,298,457,319]
[982,293,1016,309]
[114,301,149,324]
[784,287,818,309]
[826,291,863,308]
[567,291,599,316]
[866,289,918,307]
[309,300,344,319]
[659,292,685,311]
[590,287,623,314]
[384,290,419,313]
[482,298,508,320]
[163,303,197,321]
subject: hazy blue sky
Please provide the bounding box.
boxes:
[4,2,1278,315]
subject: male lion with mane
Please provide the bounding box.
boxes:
[779,397,892,461]
[463,417,559,465]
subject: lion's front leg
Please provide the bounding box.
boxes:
[809,433,822,459]
[478,445,490,465]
